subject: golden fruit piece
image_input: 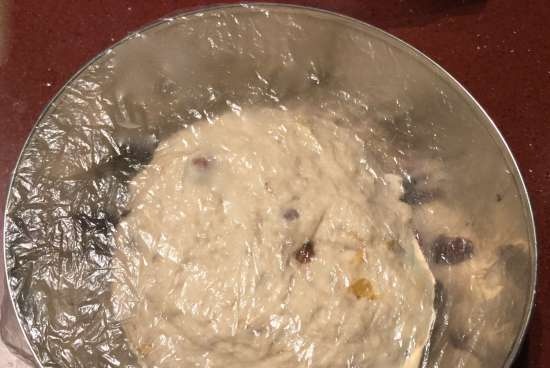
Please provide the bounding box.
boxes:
[349,278,377,300]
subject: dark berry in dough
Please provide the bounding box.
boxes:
[283,208,300,221]
[295,240,315,264]
[432,235,474,265]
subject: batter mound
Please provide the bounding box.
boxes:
[111,108,435,368]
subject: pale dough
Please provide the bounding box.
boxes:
[111,108,435,368]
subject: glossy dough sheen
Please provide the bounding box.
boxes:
[111,108,435,368]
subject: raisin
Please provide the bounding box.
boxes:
[283,208,300,221]
[191,156,210,169]
[295,240,315,264]
[432,235,474,264]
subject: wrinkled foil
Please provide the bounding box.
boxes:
[3,4,534,368]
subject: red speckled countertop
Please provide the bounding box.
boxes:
[0,1,548,367]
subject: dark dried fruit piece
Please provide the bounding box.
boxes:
[191,156,211,170]
[283,208,300,221]
[295,240,315,264]
[432,235,474,264]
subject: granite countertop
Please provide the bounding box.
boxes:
[0,1,548,367]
